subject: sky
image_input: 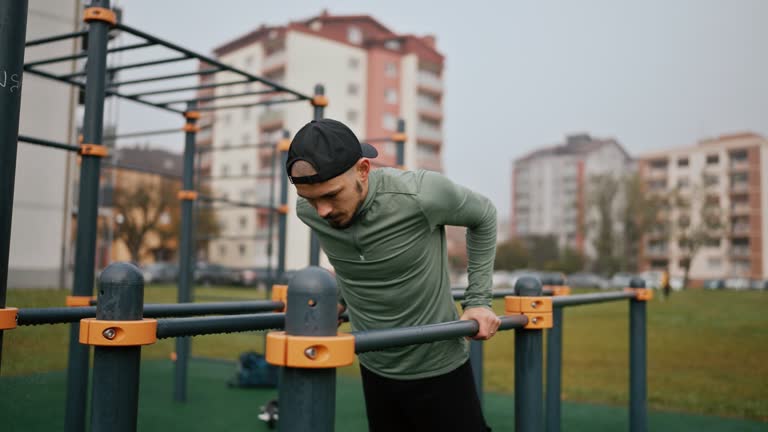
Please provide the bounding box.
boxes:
[110,0,768,218]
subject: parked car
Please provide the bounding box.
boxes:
[240,268,271,287]
[638,271,662,289]
[752,280,768,291]
[567,272,610,290]
[141,262,178,284]
[725,278,751,290]
[194,262,241,286]
[703,279,725,290]
[610,273,634,289]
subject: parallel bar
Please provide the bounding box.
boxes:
[157,313,285,339]
[60,54,191,79]
[65,2,111,429]
[156,89,280,107]
[545,307,564,432]
[0,0,29,374]
[103,127,180,141]
[115,22,313,100]
[24,42,154,68]
[126,79,250,98]
[552,291,634,307]
[108,68,221,87]
[25,30,87,47]
[18,135,79,153]
[629,296,648,432]
[196,97,304,111]
[352,315,527,354]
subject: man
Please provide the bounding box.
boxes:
[287,118,499,431]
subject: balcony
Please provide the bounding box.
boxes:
[730,182,749,193]
[259,109,284,130]
[416,125,443,143]
[645,246,669,257]
[646,168,668,180]
[262,50,286,74]
[731,224,751,236]
[730,203,751,215]
[730,246,751,257]
[417,71,443,93]
[729,159,749,172]
[417,99,442,120]
[416,157,443,172]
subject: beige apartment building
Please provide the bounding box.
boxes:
[638,133,768,283]
[200,11,446,270]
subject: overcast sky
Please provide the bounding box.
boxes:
[111,0,768,218]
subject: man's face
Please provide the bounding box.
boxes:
[295,168,366,229]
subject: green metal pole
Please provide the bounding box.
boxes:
[277,137,289,282]
[174,102,198,402]
[545,306,563,432]
[514,276,544,432]
[308,84,325,267]
[278,267,338,432]
[469,339,483,405]
[0,0,29,373]
[66,3,112,431]
[89,263,145,432]
[629,277,648,432]
[395,118,405,168]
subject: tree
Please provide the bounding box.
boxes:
[494,238,530,271]
[113,180,176,263]
[587,174,621,275]
[155,184,220,261]
[619,173,664,272]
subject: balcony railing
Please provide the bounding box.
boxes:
[416,125,443,142]
[730,182,749,193]
[732,224,751,235]
[417,99,442,118]
[417,71,443,92]
[731,204,751,215]
[730,247,751,257]
[729,159,749,172]
[263,50,286,72]
[645,246,668,256]
[259,109,284,128]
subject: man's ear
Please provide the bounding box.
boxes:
[357,158,371,181]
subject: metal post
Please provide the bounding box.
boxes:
[277,135,289,282]
[174,102,198,402]
[469,339,483,405]
[545,306,563,432]
[66,2,112,431]
[89,263,145,432]
[629,277,647,432]
[395,118,405,168]
[0,0,29,373]
[308,84,325,267]
[278,267,338,432]
[514,276,544,432]
[267,131,286,289]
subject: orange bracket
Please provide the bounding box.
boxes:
[277,204,289,215]
[83,7,117,26]
[505,296,553,329]
[397,165,407,171]
[182,124,200,133]
[624,288,654,302]
[79,318,158,346]
[311,95,329,107]
[177,190,198,201]
[79,144,108,158]
[0,308,18,330]
[184,111,201,120]
[66,296,96,307]
[266,331,355,368]
[391,133,407,142]
[547,286,572,297]
[277,138,291,152]
[271,285,288,312]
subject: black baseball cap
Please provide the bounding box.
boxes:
[286,119,378,184]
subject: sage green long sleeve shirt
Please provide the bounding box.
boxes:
[296,168,497,379]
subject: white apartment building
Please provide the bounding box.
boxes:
[511,134,633,257]
[638,133,768,282]
[203,11,445,270]
[9,0,80,288]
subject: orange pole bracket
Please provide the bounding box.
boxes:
[277,204,289,215]
[182,124,200,133]
[391,133,407,142]
[79,318,158,346]
[271,284,288,312]
[177,190,198,201]
[184,111,201,120]
[546,285,572,296]
[266,331,355,368]
[311,95,329,107]
[83,7,117,26]
[277,138,291,152]
[66,296,96,307]
[0,307,19,330]
[505,296,553,329]
[624,288,654,302]
[79,144,109,158]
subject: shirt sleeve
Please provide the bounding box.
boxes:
[417,171,497,310]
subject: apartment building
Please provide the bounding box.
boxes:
[638,133,768,282]
[201,11,445,270]
[511,134,632,257]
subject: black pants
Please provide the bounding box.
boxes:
[360,360,491,432]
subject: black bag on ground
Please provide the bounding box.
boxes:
[227,351,279,388]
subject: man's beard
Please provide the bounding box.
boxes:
[327,181,364,229]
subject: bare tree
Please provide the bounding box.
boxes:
[113,180,176,263]
[619,173,664,272]
[587,173,621,275]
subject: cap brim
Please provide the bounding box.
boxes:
[361,143,378,158]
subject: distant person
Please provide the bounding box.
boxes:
[661,270,671,300]
[287,118,499,431]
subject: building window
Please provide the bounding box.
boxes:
[219,244,227,257]
[649,159,668,169]
[348,57,359,69]
[241,163,249,175]
[677,158,689,167]
[239,244,246,257]
[239,216,247,229]
[309,20,322,31]
[347,110,358,124]
[703,175,718,186]
[258,213,269,229]
[385,62,397,77]
[706,154,719,165]
[347,83,358,95]
[384,40,401,51]
[347,26,363,44]
[385,88,398,104]
[677,177,689,188]
[382,113,397,131]
[259,154,272,169]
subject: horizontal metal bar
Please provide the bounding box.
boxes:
[363,137,393,143]
[156,89,281,107]
[198,195,274,210]
[552,291,635,307]
[16,301,284,325]
[101,161,182,181]
[115,22,313,101]
[196,142,276,153]
[25,30,88,47]
[18,135,79,152]
[108,68,221,87]
[352,315,528,354]
[60,55,192,79]
[103,128,181,141]
[156,312,285,339]
[196,97,304,112]
[24,42,155,68]
[127,79,251,98]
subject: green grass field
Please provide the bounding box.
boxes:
[2,285,767,423]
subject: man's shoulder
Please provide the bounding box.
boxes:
[374,168,430,195]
